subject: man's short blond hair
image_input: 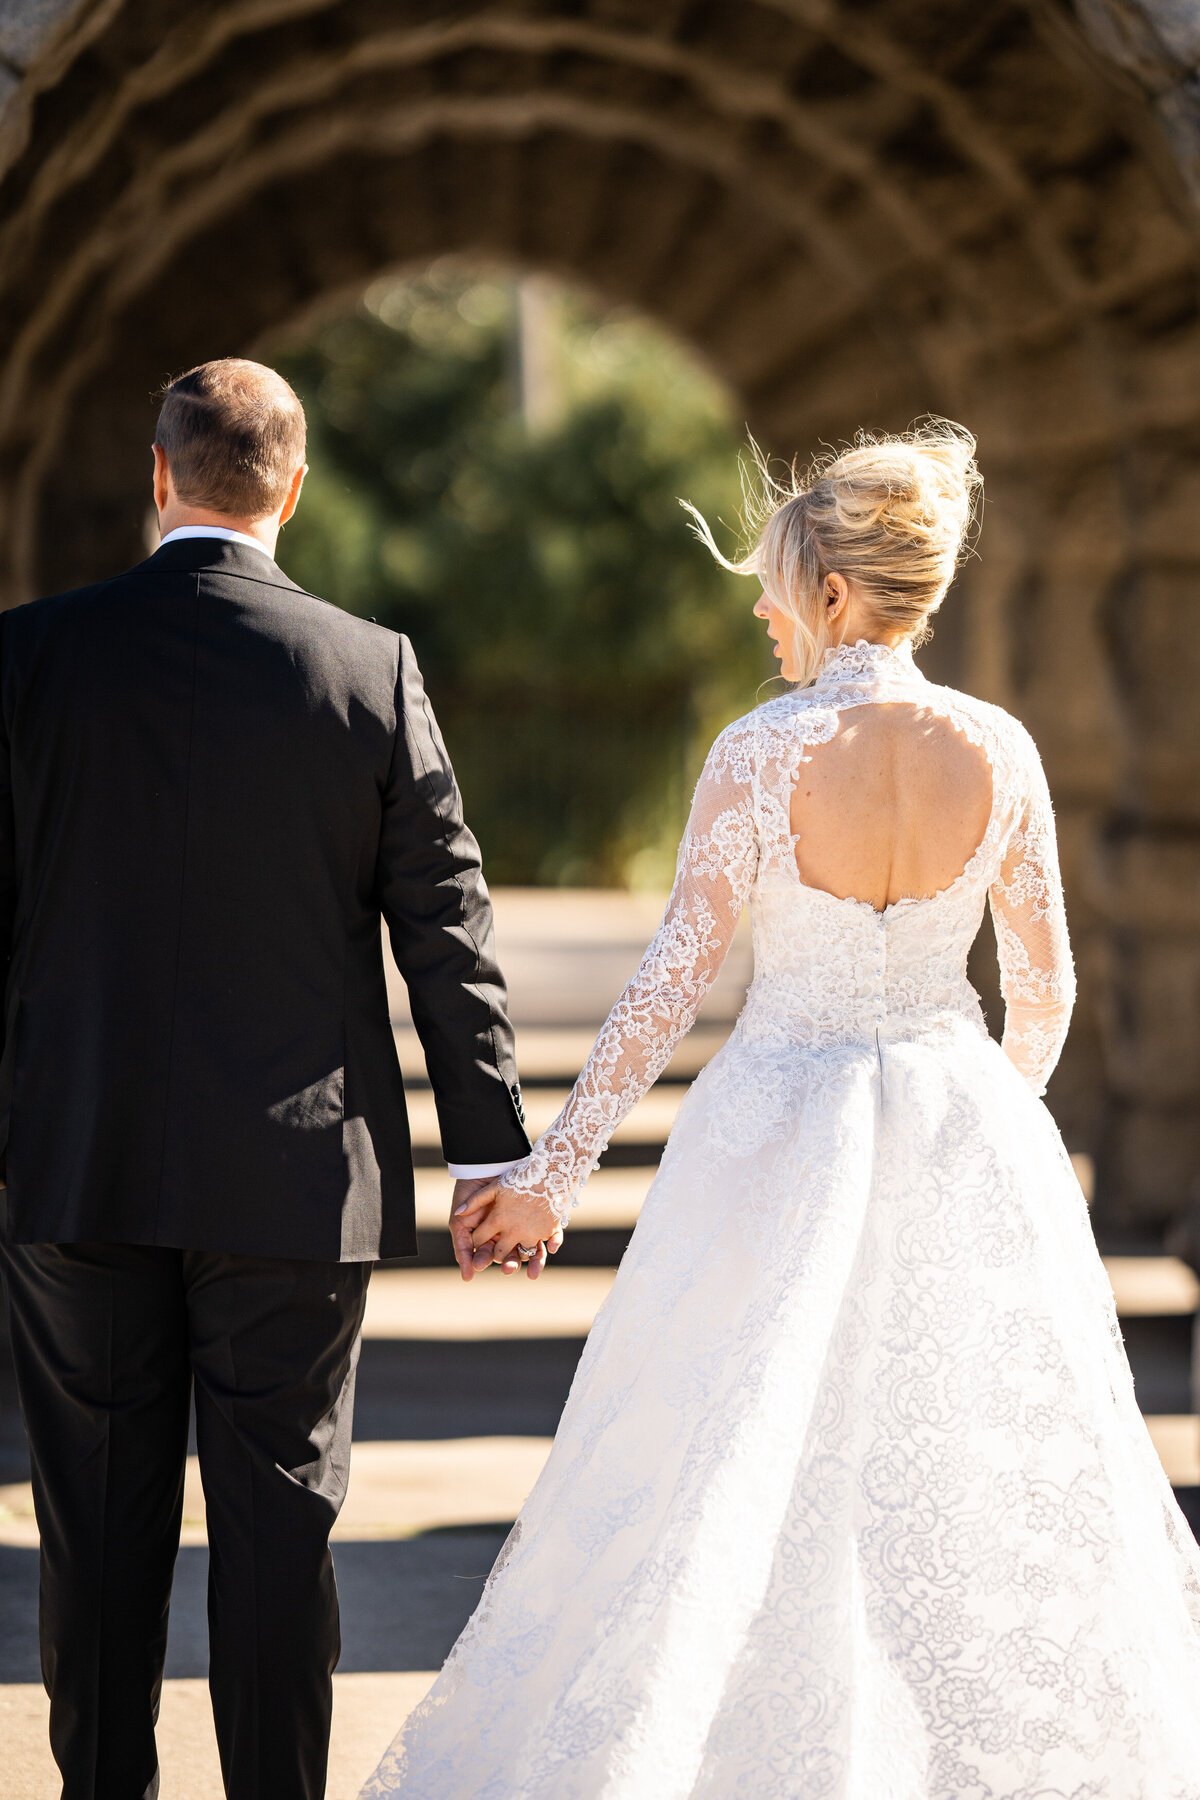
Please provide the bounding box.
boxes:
[155,358,306,518]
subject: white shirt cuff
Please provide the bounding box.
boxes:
[447,1159,521,1180]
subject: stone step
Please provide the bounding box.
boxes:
[386,889,751,1036]
[363,1265,614,1341]
[5,1268,1191,1555]
[412,1165,653,1230]
[1145,1417,1200,1487]
[396,1022,730,1083]
[403,1083,686,1148]
[0,1436,555,1565]
[1103,1257,1200,1316]
[363,1269,1199,1420]
[410,1226,633,1268]
[392,1245,1200,1332]
[413,1171,1200,1313]
[5,1416,1196,1555]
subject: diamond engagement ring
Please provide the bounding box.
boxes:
[517,1244,539,1260]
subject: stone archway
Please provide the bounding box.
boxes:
[2,0,1199,1233]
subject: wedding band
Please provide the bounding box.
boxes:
[517,1244,538,1259]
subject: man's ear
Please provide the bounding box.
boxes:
[278,462,307,528]
[152,443,171,515]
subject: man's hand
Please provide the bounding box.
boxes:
[450,1178,497,1280]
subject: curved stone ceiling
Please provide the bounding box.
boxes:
[1,0,1199,1229]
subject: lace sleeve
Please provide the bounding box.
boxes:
[505,726,759,1221]
[989,731,1076,1095]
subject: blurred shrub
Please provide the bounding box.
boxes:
[275,260,772,886]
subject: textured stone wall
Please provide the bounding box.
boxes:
[1,0,1199,1234]
[1078,0,1200,204]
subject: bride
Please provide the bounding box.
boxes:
[361,423,1200,1798]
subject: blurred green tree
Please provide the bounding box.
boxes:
[275,260,772,886]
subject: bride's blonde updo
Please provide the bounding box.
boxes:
[688,419,982,686]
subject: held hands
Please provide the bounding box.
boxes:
[449,1175,563,1282]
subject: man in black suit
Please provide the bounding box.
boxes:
[0,359,544,1799]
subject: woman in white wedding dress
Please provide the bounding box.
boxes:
[361,423,1200,1799]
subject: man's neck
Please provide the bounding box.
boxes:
[156,509,280,555]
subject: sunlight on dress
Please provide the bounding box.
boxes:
[362,640,1200,1800]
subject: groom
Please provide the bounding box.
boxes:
[0,359,535,1799]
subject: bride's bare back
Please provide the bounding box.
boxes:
[789,702,993,912]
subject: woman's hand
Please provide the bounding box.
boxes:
[453,1175,564,1280]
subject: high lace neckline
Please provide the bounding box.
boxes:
[811,637,921,694]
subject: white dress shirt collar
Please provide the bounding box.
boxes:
[158,525,277,563]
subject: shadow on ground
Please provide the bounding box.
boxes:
[353,1336,583,1440]
[0,1527,514,1683]
[3,1306,1197,1691]
[1119,1316,1195,1414]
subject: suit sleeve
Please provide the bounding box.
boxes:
[376,636,530,1167]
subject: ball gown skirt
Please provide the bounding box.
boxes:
[360,1013,1200,1799]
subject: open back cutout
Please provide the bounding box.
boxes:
[788,703,994,913]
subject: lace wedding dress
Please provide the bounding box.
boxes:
[362,641,1200,1799]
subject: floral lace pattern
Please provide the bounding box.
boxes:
[361,643,1200,1800]
[508,639,1075,1226]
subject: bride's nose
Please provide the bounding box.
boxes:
[754,592,769,620]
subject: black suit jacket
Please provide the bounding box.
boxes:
[0,537,530,1260]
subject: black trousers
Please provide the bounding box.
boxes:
[0,1241,371,1800]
